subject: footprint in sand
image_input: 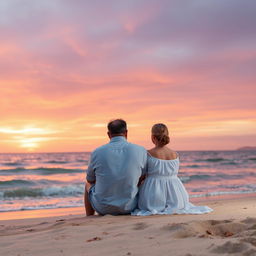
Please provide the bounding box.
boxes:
[210,241,248,254]
[174,229,198,239]
[133,222,149,230]
[241,218,256,224]
[242,249,256,256]
[71,223,80,226]
[249,224,256,230]
[162,222,200,239]
[208,220,233,225]
[241,237,256,247]
[162,223,188,232]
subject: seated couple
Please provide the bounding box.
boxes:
[84,119,212,216]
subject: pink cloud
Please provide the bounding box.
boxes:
[0,0,256,152]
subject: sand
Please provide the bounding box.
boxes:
[0,197,255,256]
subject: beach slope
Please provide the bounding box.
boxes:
[0,197,256,256]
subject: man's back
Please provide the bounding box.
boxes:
[86,136,147,215]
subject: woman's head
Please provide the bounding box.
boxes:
[151,123,170,147]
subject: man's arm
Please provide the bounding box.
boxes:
[84,182,95,216]
[138,174,146,186]
[86,152,96,183]
[84,152,96,216]
[137,148,148,186]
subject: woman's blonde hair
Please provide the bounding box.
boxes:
[151,123,170,146]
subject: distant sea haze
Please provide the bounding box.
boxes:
[236,146,256,151]
[0,151,256,212]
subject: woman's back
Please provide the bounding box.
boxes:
[131,123,212,216]
[148,147,178,160]
[147,146,179,176]
[147,152,179,177]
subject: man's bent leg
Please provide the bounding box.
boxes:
[84,182,95,216]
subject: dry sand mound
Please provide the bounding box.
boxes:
[165,218,256,255]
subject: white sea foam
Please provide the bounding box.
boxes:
[190,190,256,198]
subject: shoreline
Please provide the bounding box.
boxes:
[1,193,255,221]
[0,196,255,256]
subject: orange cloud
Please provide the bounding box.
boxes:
[0,1,256,152]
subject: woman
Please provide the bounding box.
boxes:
[132,123,212,216]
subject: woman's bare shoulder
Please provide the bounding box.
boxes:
[147,148,155,154]
[166,147,179,159]
[147,148,158,157]
[147,147,178,160]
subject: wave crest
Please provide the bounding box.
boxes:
[1,184,84,198]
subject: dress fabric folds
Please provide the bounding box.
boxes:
[132,154,213,216]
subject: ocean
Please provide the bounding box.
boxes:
[0,151,255,213]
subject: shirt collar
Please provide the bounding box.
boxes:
[109,136,127,143]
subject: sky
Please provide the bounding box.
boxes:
[0,0,256,152]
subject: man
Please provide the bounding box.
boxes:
[84,119,147,216]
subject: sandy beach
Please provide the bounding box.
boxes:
[0,196,255,256]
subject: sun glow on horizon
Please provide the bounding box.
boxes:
[19,138,40,151]
[0,126,59,152]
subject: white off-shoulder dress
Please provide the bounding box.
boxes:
[132,154,213,216]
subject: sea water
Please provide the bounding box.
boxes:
[0,151,255,212]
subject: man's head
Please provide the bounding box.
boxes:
[107,119,127,139]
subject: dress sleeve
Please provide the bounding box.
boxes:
[86,152,96,183]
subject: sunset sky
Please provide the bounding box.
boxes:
[0,0,256,152]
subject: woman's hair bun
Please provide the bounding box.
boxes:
[151,123,170,146]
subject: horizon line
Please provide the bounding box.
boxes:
[0,149,253,154]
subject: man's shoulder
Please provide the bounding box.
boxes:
[126,142,147,152]
[91,141,146,155]
[91,143,109,155]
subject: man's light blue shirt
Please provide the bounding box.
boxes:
[86,136,147,215]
